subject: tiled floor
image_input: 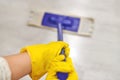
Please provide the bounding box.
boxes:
[0,0,120,80]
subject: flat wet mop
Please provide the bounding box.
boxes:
[28,11,94,80]
[28,11,94,37]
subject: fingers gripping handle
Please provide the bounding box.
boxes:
[57,23,68,80]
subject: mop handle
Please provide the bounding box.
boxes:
[57,23,68,80]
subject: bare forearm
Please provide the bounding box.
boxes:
[4,52,31,80]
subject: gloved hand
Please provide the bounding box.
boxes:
[20,41,69,80]
[46,55,78,80]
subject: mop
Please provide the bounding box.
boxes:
[28,10,94,37]
[27,11,94,80]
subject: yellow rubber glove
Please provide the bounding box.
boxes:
[20,41,69,80]
[46,55,78,80]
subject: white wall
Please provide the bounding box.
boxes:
[0,0,120,80]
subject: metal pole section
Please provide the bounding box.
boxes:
[57,23,63,41]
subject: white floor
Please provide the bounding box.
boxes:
[0,0,120,80]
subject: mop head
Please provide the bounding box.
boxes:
[28,10,94,37]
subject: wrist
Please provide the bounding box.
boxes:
[4,52,32,80]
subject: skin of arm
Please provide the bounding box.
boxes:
[4,52,32,80]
